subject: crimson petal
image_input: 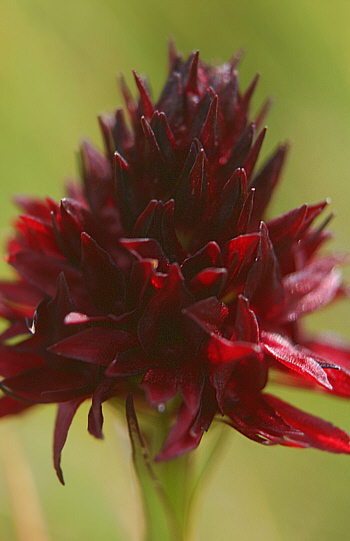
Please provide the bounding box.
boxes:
[264,394,350,453]
[262,331,332,389]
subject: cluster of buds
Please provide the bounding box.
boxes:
[1,44,350,484]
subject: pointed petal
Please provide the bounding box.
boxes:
[304,334,350,397]
[243,127,267,180]
[282,260,342,322]
[0,395,33,418]
[155,402,201,461]
[138,264,201,361]
[88,379,115,439]
[235,295,259,343]
[81,232,126,313]
[264,394,350,453]
[183,296,229,335]
[141,368,178,406]
[49,327,137,364]
[262,331,332,389]
[185,50,200,95]
[54,397,86,484]
[206,332,260,366]
[249,145,288,228]
[133,70,154,119]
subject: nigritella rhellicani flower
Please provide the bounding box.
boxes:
[1,43,350,484]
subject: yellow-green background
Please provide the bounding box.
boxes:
[1,1,350,539]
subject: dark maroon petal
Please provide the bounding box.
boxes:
[98,112,117,161]
[133,70,155,120]
[132,199,159,238]
[1,366,95,398]
[184,296,229,335]
[175,141,208,238]
[106,348,159,376]
[120,238,169,273]
[156,383,217,461]
[236,188,255,236]
[207,168,248,244]
[234,295,259,343]
[242,127,267,180]
[126,259,154,310]
[206,332,260,366]
[150,112,178,173]
[244,222,284,319]
[181,241,222,281]
[267,205,307,258]
[134,200,166,244]
[155,402,201,461]
[54,201,95,266]
[178,363,204,413]
[141,117,168,187]
[185,50,200,96]
[80,139,113,216]
[7,248,84,300]
[156,71,183,125]
[119,74,137,124]
[189,267,227,299]
[199,94,218,158]
[0,395,33,418]
[225,392,299,444]
[49,327,138,364]
[299,217,334,264]
[30,272,76,344]
[14,195,55,222]
[17,215,62,259]
[221,233,259,301]
[138,264,202,362]
[161,199,187,264]
[222,232,259,270]
[0,280,43,311]
[81,232,126,313]
[187,88,216,144]
[0,321,30,342]
[0,346,45,377]
[114,152,143,232]
[303,200,329,228]
[54,397,86,484]
[220,125,254,183]
[249,144,288,228]
[211,351,267,414]
[141,368,178,406]
[88,379,116,439]
[41,383,97,402]
[114,107,133,156]
[231,74,259,145]
[262,331,331,389]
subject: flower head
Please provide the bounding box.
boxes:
[1,44,350,483]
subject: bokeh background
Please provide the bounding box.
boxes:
[1,1,350,539]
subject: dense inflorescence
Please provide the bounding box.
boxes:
[1,45,350,483]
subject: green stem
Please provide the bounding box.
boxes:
[125,396,228,541]
[126,395,183,541]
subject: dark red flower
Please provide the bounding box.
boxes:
[1,44,350,483]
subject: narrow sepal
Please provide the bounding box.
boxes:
[54,398,86,484]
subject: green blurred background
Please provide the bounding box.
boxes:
[1,0,350,539]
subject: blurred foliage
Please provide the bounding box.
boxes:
[1,1,350,540]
